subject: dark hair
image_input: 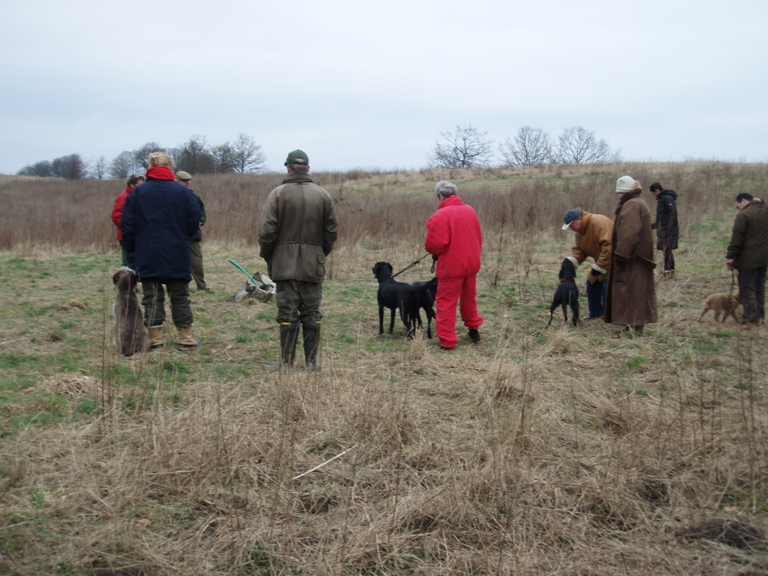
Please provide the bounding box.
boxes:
[288,164,309,173]
[126,174,145,187]
[736,193,754,203]
[649,182,663,193]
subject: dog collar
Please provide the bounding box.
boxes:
[561,277,575,282]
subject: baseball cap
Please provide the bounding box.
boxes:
[284,149,309,166]
[562,209,581,230]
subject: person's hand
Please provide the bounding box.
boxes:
[587,268,600,284]
[727,258,735,271]
[432,254,438,261]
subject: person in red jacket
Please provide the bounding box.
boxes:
[111,174,145,266]
[424,180,484,349]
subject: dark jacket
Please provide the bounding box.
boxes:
[259,172,338,283]
[121,168,202,283]
[652,189,679,250]
[190,190,206,242]
[424,195,482,279]
[605,191,658,326]
[727,200,768,270]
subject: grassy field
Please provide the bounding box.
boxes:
[0,163,767,575]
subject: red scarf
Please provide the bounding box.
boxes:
[146,166,175,181]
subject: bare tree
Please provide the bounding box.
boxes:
[109,151,138,179]
[427,124,494,169]
[177,135,214,174]
[210,143,236,174]
[52,154,88,180]
[231,133,266,173]
[499,126,553,167]
[18,161,54,177]
[133,142,163,169]
[554,127,620,164]
[92,156,107,179]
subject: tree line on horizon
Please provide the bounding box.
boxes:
[15,124,619,180]
[428,124,621,169]
[16,134,266,180]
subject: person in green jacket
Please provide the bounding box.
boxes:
[726,193,768,326]
[177,171,213,293]
[258,150,338,371]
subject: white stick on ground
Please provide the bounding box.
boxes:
[292,445,357,481]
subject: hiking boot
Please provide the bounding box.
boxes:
[177,326,200,348]
[148,326,164,349]
[468,329,481,343]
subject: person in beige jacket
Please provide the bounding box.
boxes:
[562,208,613,319]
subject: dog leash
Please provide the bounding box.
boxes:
[391,253,432,279]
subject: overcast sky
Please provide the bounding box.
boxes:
[1,0,766,175]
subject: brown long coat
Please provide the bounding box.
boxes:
[604,191,658,326]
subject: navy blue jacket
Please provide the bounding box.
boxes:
[121,176,202,283]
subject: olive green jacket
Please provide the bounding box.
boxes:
[259,173,338,283]
[727,200,768,270]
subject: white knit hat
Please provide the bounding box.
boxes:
[616,175,636,194]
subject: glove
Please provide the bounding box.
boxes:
[432,254,438,261]
[587,268,601,284]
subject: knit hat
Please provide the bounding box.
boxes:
[562,209,581,230]
[284,149,309,166]
[176,171,192,181]
[616,175,636,194]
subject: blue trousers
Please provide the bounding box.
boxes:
[586,278,608,318]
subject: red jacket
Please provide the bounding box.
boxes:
[111,185,133,241]
[425,195,482,279]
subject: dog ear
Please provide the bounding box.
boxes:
[113,271,121,285]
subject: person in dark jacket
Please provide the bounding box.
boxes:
[111,174,145,266]
[258,149,338,371]
[121,152,202,349]
[726,193,768,326]
[649,182,679,279]
[176,171,213,293]
[424,180,483,349]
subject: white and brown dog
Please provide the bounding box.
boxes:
[113,267,149,356]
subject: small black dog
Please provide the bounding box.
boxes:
[546,258,580,327]
[407,277,438,338]
[372,262,415,336]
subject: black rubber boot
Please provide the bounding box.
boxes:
[302,319,321,372]
[264,322,299,371]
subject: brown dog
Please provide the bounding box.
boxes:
[113,267,149,356]
[698,291,741,322]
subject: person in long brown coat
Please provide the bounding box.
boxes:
[604,176,658,333]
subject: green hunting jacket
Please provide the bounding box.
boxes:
[190,190,206,242]
[727,200,768,270]
[258,173,338,283]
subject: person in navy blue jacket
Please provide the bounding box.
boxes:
[122,151,202,349]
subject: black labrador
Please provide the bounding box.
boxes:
[372,262,415,337]
[407,277,438,338]
[547,258,580,327]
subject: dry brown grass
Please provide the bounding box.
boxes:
[1,163,767,575]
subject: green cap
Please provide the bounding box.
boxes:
[284,149,309,166]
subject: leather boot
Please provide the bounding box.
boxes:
[302,319,321,371]
[148,326,164,350]
[264,322,298,371]
[177,326,200,348]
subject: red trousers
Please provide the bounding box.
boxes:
[435,276,483,348]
